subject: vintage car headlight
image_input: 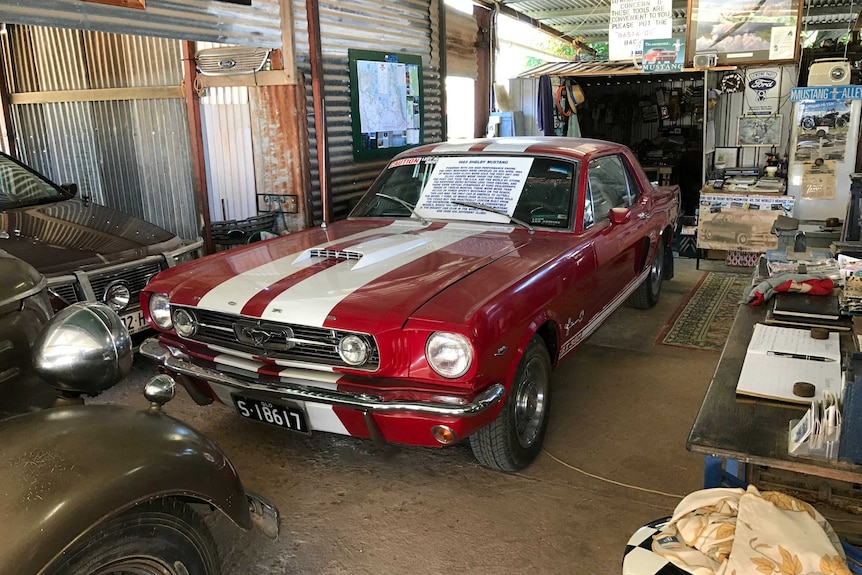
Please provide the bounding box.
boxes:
[426,332,473,378]
[149,293,172,330]
[102,281,131,312]
[172,308,197,337]
[338,334,369,366]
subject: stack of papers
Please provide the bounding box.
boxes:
[736,324,842,404]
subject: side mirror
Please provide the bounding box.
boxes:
[32,303,132,398]
[60,183,78,197]
[609,207,631,225]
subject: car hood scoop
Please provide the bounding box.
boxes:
[296,235,432,270]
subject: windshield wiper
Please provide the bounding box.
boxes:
[375,193,428,225]
[451,200,534,234]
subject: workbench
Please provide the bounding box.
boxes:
[687,304,862,495]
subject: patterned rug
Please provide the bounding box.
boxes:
[658,272,751,351]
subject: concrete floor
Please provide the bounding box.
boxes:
[93,256,745,574]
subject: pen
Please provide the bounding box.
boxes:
[767,351,836,362]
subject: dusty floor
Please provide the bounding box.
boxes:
[93,256,741,574]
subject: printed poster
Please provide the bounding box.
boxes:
[793,99,850,200]
[642,39,685,73]
[697,194,795,252]
[415,157,534,222]
[609,0,672,61]
[801,160,837,200]
[744,67,781,116]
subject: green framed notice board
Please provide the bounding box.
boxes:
[348,49,424,160]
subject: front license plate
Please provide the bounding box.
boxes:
[121,310,148,334]
[233,395,309,433]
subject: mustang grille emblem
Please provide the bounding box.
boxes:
[234,322,295,352]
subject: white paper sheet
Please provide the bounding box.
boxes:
[737,324,842,404]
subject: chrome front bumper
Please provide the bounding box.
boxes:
[140,338,505,417]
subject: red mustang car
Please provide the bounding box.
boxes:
[141,138,679,471]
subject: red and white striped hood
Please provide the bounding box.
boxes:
[150,220,531,334]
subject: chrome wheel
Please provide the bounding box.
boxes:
[513,355,549,448]
[470,336,553,471]
[630,241,666,309]
[647,245,664,296]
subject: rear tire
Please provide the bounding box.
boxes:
[45,499,219,575]
[630,241,665,309]
[470,337,552,472]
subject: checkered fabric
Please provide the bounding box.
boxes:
[622,518,688,575]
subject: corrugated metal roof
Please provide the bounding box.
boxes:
[0,0,283,47]
[499,0,861,43]
[519,60,741,78]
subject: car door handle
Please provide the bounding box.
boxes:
[638,212,651,220]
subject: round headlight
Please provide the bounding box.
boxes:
[426,332,473,378]
[338,334,369,366]
[172,308,198,338]
[103,281,131,312]
[149,293,172,330]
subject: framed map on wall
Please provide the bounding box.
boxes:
[349,50,424,160]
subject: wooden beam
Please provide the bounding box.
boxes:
[279,0,298,84]
[10,86,181,105]
[181,41,214,255]
[196,70,292,89]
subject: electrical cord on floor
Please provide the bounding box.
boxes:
[542,449,685,499]
[544,450,862,520]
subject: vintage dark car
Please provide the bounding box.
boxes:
[0,151,202,336]
[140,137,680,471]
[0,253,277,575]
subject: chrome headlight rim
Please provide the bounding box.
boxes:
[149,293,172,330]
[425,331,473,379]
[338,334,370,366]
[172,307,198,338]
[102,280,131,312]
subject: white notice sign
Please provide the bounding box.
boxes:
[415,157,534,223]
[609,0,672,62]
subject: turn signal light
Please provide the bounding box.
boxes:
[431,425,458,445]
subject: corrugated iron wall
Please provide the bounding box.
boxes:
[294,0,443,222]
[4,26,198,239]
[0,0,283,48]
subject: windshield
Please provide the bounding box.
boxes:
[352,155,578,230]
[0,154,67,210]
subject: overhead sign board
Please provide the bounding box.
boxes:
[609,0,672,62]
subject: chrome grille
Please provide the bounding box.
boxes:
[308,248,362,261]
[48,283,80,305]
[89,261,162,311]
[177,307,380,369]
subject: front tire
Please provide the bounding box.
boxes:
[630,241,665,309]
[470,337,552,472]
[45,499,219,575]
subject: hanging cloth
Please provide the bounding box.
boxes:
[568,112,582,137]
[537,74,555,135]
[564,82,584,137]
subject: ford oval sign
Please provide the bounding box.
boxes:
[749,77,777,90]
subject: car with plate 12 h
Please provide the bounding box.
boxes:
[141,137,680,471]
[0,151,202,336]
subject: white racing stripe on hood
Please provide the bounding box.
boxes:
[197,222,412,314]
[258,225,485,326]
[482,139,541,152]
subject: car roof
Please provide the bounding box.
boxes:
[401,137,627,162]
